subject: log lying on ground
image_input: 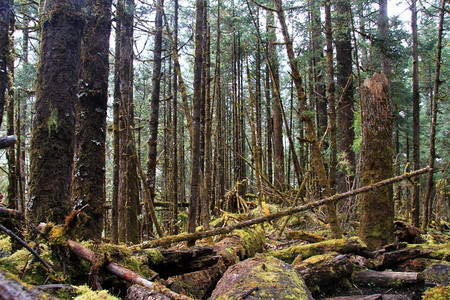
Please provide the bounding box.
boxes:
[293,253,355,296]
[0,271,58,300]
[268,236,367,264]
[371,245,431,270]
[142,246,220,278]
[285,229,327,243]
[130,167,430,250]
[0,135,16,149]
[352,270,422,287]
[67,240,193,300]
[164,226,266,299]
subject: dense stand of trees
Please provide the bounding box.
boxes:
[0,0,448,249]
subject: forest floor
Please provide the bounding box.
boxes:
[0,204,449,300]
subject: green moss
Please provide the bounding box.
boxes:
[234,226,265,258]
[74,285,120,300]
[47,105,59,135]
[144,249,164,264]
[422,285,450,300]
[0,235,12,256]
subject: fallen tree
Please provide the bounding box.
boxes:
[131,167,431,250]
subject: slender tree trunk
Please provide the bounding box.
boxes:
[170,0,179,235]
[274,0,341,238]
[335,0,355,192]
[324,0,337,194]
[379,0,391,77]
[71,0,112,241]
[0,0,10,128]
[359,73,394,250]
[411,0,420,227]
[147,0,164,200]
[267,10,285,190]
[422,0,445,230]
[29,0,84,224]
[6,4,17,209]
[111,6,121,244]
[265,14,273,185]
[188,0,204,234]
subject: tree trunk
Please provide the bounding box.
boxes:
[411,0,421,227]
[0,0,10,128]
[334,0,355,192]
[358,73,394,250]
[423,0,445,231]
[378,0,391,78]
[188,0,204,234]
[29,0,84,224]
[72,0,112,241]
[147,0,164,201]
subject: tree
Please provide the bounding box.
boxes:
[188,0,205,234]
[411,0,420,227]
[147,0,164,201]
[29,0,84,224]
[358,73,394,250]
[335,0,355,192]
[0,0,10,128]
[71,0,112,241]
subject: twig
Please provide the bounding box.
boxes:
[0,224,63,282]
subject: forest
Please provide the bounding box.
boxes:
[0,0,448,299]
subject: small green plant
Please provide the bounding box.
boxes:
[422,285,450,300]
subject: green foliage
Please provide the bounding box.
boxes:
[422,285,450,300]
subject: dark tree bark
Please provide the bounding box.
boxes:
[116,0,139,243]
[71,0,112,241]
[379,0,391,77]
[29,0,84,224]
[0,0,10,128]
[358,73,394,250]
[267,10,285,190]
[334,0,355,192]
[170,0,179,235]
[411,0,420,227]
[147,0,164,200]
[423,0,445,230]
[188,0,204,234]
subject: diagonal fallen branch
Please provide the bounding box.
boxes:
[130,167,431,250]
[67,240,193,300]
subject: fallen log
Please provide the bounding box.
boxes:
[67,240,192,300]
[293,253,355,296]
[352,270,421,287]
[130,167,431,250]
[210,254,314,300]
[371,246,431,270]
[0,271,58,300]
[268,236,367,264]
[285,229,327,243]
[0,135,16,149]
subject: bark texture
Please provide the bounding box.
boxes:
[72,0,112,241]
[0,0,10,128]
[29,0,84,224]
[358,73,394,250]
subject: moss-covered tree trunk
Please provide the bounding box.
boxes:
[334,0,355,193]
[0,0,10,128]
[358,73,394,250]
[72,0,112,241]
[29,0,84,224]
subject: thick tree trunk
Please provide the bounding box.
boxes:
[72,0,112,241]
[358,73,394,250]
[334,0,355,192]
[29,0,84,224]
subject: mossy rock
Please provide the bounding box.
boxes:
[211,254,313,300]
[422,264,450,286]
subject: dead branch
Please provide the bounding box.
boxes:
[131,167,431,250]
[0,224,63,281]
[67,240,193,300]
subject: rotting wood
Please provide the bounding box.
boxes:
[130,167,431,250]
[0,271,59,300]
[67,240,193,300]
[352,270,421,287]
[285,229,327,243]
[0,135,16,149]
